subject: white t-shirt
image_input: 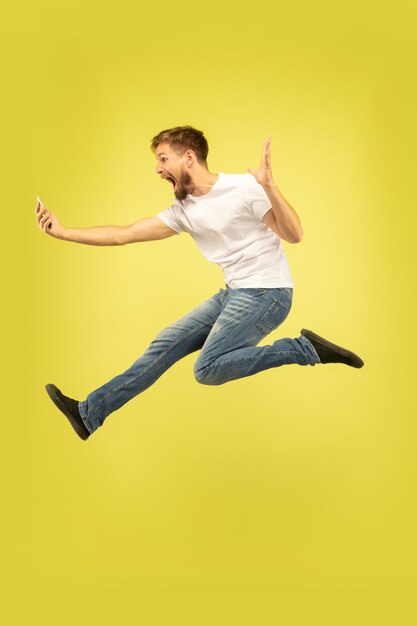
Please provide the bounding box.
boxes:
[156,172,294,289]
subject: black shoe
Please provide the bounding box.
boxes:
[45,384,90,440]
[301,329,364,368]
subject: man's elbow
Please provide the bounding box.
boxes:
[294,230,303,243]
[286,229,303,244]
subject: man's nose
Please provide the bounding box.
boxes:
[155,163,164,174]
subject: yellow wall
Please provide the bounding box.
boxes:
[2,1,417,623]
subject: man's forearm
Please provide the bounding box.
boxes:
[263,182,303,243]
[59,225,128,246]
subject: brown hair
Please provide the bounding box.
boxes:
[150,125,209,165]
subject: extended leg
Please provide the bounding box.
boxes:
[78,291,225,433]
[42,290,225,440]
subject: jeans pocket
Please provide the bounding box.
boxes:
[255,298,291,336]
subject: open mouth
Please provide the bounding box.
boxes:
[164,176,176,188]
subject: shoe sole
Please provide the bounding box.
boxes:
[45,384,90,440]
[301,328,364,368]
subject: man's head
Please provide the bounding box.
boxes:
[150,125,209,201]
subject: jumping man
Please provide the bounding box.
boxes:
[35,125,364,441]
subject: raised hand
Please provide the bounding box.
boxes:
[247,136,274,188]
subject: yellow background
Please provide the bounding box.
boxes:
[2,0,417,623]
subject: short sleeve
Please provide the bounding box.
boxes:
[155,204,183,235]
[244,174,272,220]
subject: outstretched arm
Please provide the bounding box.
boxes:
[35,200,177,245]
[248,137,303,244]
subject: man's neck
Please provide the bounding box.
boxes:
[189,172,219,197]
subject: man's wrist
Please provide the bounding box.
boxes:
[262,180,278,192]
[57,226,68,240]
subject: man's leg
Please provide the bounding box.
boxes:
[52,289,226,436]
[193,287,320,385]
[77,290,226,434]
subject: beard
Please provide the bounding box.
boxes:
[173,169,194,201]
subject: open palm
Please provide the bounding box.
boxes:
[247,136,274,187]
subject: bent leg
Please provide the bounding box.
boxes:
[193,287,320,385]
[79,290,225,433]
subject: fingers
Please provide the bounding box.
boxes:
[264,136,271,154]
[37,208,51,231]
[40,212,50,230]
[35,203,44,224]
[261,136,272,168]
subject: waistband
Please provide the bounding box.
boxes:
[224,284,293,290]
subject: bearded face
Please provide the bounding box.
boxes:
[156,142,197,201]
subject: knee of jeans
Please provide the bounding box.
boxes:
[194,362,208,385]
[193,361,221,386]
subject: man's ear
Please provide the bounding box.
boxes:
[183,149,195,167]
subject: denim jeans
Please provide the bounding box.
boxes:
[78,286,320,434]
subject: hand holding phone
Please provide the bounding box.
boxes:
[36,195,62,234]
[36,195,53,229]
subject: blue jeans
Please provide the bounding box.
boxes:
[78,286,320,434]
